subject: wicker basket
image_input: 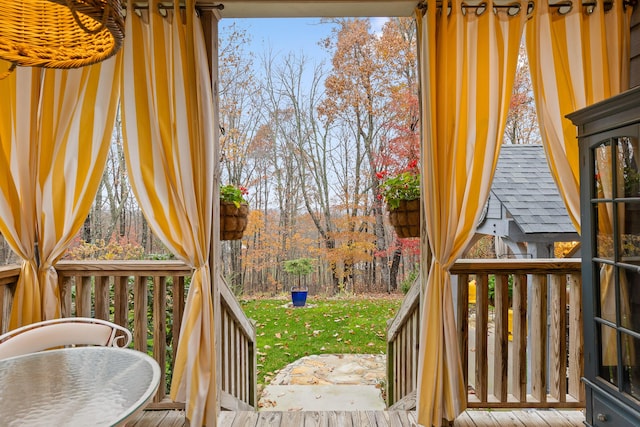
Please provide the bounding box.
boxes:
[0,0,125,69]
[388,199,420,238]
[220,202,249,241]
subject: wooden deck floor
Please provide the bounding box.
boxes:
[126,408,585,426]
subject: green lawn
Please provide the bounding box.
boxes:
[240,295,403,385]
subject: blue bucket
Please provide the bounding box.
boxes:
[291,289,308,307]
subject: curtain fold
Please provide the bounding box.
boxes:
[0,58,121,327]
[121,1,216,425]
[526,0,631,232]
[416,1,526,425]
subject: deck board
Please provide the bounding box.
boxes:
[127,408,585,426]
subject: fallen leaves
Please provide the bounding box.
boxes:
[240,296,403,385]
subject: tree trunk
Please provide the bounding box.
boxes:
[83,214,91,243]
[389,247,402,292]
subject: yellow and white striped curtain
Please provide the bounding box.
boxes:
[416,1,526,425]
[0,59,121,328]
[120,1,216,425]
[526,0,631,232]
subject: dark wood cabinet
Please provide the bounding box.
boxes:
[568,86,640,427]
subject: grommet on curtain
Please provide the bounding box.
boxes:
[526,2,535,16]
[488,2,525,17]
[461,2,487,16]
[556,1,573,14]
[505,3,523,16]
[623,0,638,11]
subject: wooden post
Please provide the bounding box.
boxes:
[200,5,225,414]
[133,275,148,353]
[475,274,489,402]
[493,273,509,402]
[568,273,584,402]
[386,326,396,406]
[457,273,469,390]
[549,274,567,401]
[531,274,547,402]
[94,276,109,320]
[113,276,129,327]
[511,274,528,402]
[77,276,92,317]
[153,276,168,402]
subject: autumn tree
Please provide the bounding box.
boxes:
[218,22,263,288]
[504,41,539,145]
[318,18,418,292]
[259,50,338,291]
[375,18,420,291]
[318,18,393,290]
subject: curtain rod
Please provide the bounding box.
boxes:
[130,2,225,12]
[417,0,637,15]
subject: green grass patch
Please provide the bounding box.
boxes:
[240,295,403,385]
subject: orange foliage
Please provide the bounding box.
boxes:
[65,237,144,260]
[554,241,580,258]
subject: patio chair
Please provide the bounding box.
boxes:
[0,317,132,360]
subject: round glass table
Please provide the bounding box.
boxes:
[0,346,161,426]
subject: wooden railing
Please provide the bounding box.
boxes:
[387,258,584,410]
[453,258,584,408]
[219,276,257,411]
[0,261,257,411]
[56,260,192,409]
[386,272,420,409]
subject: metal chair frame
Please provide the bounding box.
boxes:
[0,317,132,360]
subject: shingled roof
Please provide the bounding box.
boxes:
[486,144,577,235]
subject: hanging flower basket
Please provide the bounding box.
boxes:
[388,198,420,238]
[220,201,249,240]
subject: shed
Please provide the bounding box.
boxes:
[475,144,579,258]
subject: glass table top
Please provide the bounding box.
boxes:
[0,346,160,426]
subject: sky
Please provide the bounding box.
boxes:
[220,17,388,65]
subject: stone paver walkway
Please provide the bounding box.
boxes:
[270,354,386,385]
[258,354,387,411]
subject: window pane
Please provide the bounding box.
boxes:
[618,137,640,198]
[620,201,640,266]
[595,142,612,200]
[598,263,617,323]
[621,333,640,401]
[599,324,619,387]
[595,203,615,260]
[620,266,640,332]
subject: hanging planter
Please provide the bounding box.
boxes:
[220,184,249,241]
[379,160,421,239]
[220,202,248,240]
[387,198,420,238]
